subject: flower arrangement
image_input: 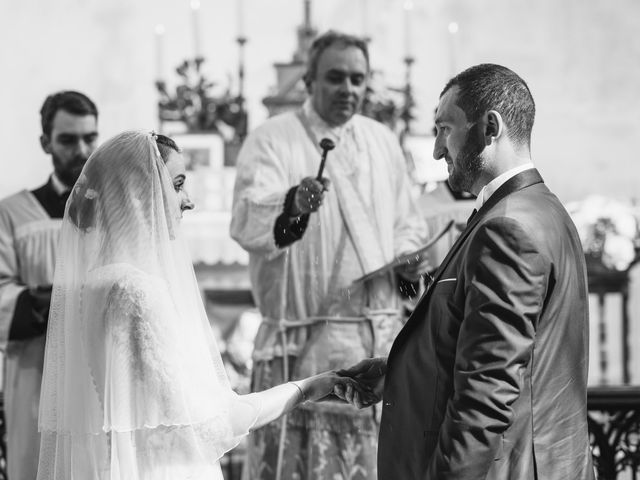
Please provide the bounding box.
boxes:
[566,196,640,272]
[155,57,247,140]
[360,70,415,134]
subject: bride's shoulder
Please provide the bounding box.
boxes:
[87,263,169,310]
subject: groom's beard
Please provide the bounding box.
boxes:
[447,122,486,194]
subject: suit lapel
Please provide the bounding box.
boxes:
[432,168,543,286]
[390,168,544,352]
[467,168,543,231]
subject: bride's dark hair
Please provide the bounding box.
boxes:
[155,134,180,161]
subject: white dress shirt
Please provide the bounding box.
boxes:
[474,162,535,211]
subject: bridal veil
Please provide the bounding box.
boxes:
[37,131,258,479]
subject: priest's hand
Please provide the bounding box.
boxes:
[291,177,331,216]
[30,285,53,322]
[9,285,52,341]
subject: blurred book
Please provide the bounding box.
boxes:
[351,219,455,285]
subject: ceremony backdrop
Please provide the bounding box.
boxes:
[1,0,639,204]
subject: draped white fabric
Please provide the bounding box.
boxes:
[230,101,428,361]
[0,190,62,480]
[37,131,258,479]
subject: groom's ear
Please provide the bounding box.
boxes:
[484,110,503,145]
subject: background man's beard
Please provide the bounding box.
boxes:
[53,155,87,188]
[448,123,485,193]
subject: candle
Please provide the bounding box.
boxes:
[361,0,369,41]
[237,0,245,37]
[403,0,414,58]
[154,23,165,81]
[190,0,202,58]
[448,21,459,75]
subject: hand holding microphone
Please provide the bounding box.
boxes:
[316,138,335,179]
[291,138,335,216]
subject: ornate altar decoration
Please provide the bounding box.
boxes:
[154,54,251,331]
[567,196,640,479]
[587,386,640,480]
[361,70,415,135]
[156,57,247,142]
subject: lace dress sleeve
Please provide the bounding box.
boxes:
[101,270,191,426]
[77,266,257,477]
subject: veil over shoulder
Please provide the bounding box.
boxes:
[37,131,258,479]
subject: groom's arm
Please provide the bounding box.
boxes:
[426,218,546,479]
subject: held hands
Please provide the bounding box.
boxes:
[334,357,387,409]
[296,370,374,404]
[291,177,331,216]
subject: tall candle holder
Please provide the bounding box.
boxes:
[190,0,202,59]
[235,35,248,141]
[401,55,415,139]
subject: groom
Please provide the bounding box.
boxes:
[336,64,595,479]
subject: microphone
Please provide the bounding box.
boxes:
[316,138,336,180]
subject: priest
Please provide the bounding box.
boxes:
[231,31,428,480]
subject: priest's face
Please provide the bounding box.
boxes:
[309,44,368,127]
[434,86,486,194]
[41,110,98,188]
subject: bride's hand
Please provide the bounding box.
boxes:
[296,371,373,403]
[334,357,387,408]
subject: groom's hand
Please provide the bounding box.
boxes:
[334,357,387,408]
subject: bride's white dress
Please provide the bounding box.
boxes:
[38,132,257,480]
[38,263,254,480]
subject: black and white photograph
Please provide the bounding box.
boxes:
[1,1,639,479]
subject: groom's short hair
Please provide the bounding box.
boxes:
[155,134,180,162]
[441,64,536,148]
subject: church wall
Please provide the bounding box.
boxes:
[1,0,638,204]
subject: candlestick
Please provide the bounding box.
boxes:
[190,0,202,58]
[403,0,414,58]
[237,0,245,37]
[154,23,165,81]
[361,0,370,42]
[448,21,459,75]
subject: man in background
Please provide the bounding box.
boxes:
[231,31,428,479]
[0,91,98,479]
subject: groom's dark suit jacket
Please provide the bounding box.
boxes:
[378,169,595,479]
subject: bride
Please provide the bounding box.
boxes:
[37,131,362,479]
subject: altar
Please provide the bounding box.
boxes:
[586,260,640,479]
